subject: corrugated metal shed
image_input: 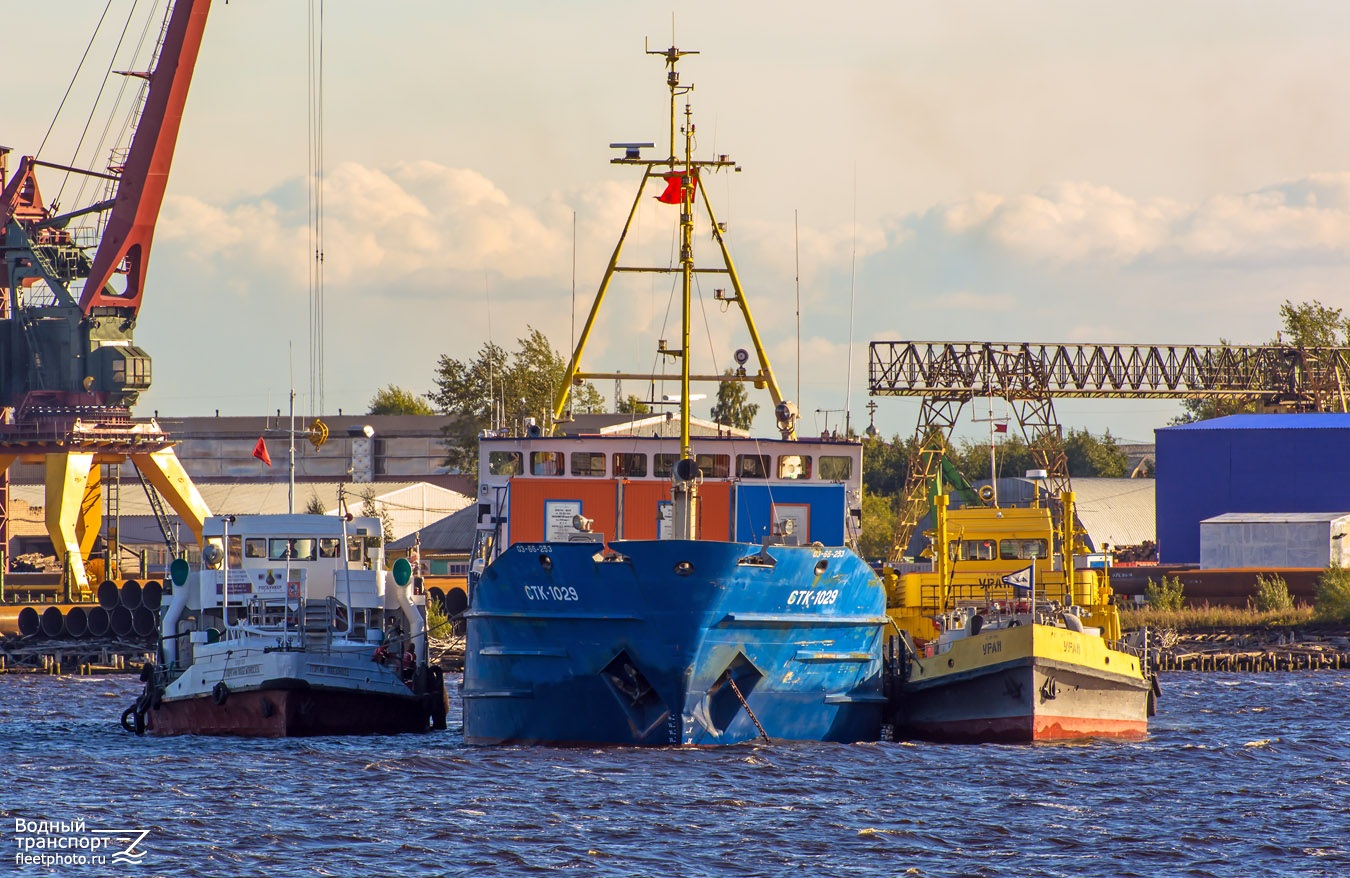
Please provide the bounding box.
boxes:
[1200,511,1350,569]
[1156,413,1350,564]
[389,504,479,553]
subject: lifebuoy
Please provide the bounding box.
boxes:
[212,681,230,706]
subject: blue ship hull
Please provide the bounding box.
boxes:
[463,540,888,746]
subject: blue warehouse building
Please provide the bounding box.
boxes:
[1155,414,1350,564]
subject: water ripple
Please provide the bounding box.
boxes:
[2,672,1349,876]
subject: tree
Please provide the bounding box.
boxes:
[857,492,897,561]
[368,384,435,416]
[952,435,1037,482]
[862,433,913,498]
[1276,299,1350,348]
[1173,299,1350,423]
[430,327,603,474]
[358,487,395,544]
[1064,428,1128,478]
[709,370,759,431]
[617,394,651,415]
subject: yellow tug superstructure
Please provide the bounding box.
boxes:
[884,492,1156,742]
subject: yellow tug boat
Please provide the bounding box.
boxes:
[884,492,1157,743]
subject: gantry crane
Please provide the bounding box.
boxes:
[869,340,1350,562]
[0,0,215,595]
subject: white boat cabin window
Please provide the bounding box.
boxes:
[655,452,729,479]
[530,451,565,476]
[737,454,771,479]
[777,454,812,479]
[951,539,997,561]
[818,455,853,481]
[613,452,647,477]
[570,451,606,477]
[489,451,523,476]
[347,535,368,563]
[244,538,267,559]
[227,535,243,566]
[318,537,342,558]
[697,453,730,478]
[1000,539,1048,561]
[269,538,318,562]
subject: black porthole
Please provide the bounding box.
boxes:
[539,554,553,572]
[814,559,828,576]
[674,561,693,576]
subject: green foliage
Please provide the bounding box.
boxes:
[616,394,651,415]
[1064,427,1128,478]
[857,492,897,561]
[430,326,603,474]
[1144,574,1185,611]
[1121,603,1314,631]
[1277,299,1350,348]
[425,592,453,640]
[1173,300,1350,424]
[572,382,606,414]
[357,487,395,544]
[1252,573,1294,612]
[951,434,1037,482]
[709,370,759,430]
[368,384,434,416]
[1314,564,1350,622]
[862,433,912,498]
[304,494,327,515]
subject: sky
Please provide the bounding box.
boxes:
[9,1,1350,446]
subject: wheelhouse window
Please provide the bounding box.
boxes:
[348,535,368,563]
[269,538,318,561]
[1000,539,1048,561]
[244,538,267,559]
[951,539,997,561]
[654,454,678,478]
[819,455,853,481]
[570,451,606,477]
[777,454,812,480]
[613,452,647,478]
[530,451,565,476]
[696,453,730,479]
[488,451,522,476]
[318,538,342,559]
[227,535,243,566]
[736,454,771,479]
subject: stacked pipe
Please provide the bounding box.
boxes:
[0,577,166,641]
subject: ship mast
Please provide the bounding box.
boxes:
[550,45,800,446]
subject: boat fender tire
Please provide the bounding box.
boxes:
[212,681,230,706]
[121,705,146,736]
[1151,674,1162,698]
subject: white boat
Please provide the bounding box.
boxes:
[124,513,447,737]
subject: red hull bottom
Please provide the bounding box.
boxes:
[147,683,432,737]
[906,714,1148,744]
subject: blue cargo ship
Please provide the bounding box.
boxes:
[461,45,887,746]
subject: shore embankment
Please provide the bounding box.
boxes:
[1155,627,1350,672]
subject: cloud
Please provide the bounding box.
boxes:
[927,174,1350,268]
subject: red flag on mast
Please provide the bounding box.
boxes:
[252,436,273,466]
[656,171,697,204]
[994,423,1009,433]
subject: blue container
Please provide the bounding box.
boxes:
[1156,413,1350,564]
